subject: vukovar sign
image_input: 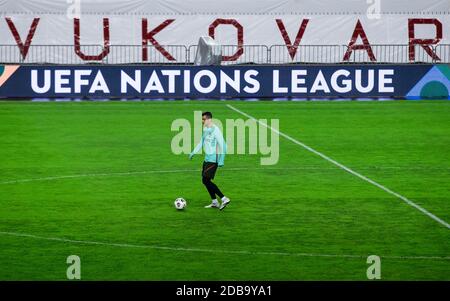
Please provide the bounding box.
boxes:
[1,10,448,63]
[0,65,436,99]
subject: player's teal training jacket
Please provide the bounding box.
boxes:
[190,124,227,166]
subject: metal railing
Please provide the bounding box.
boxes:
[270,45,347,64]
[1,44,448,65]
[345,44,437,64]
[105,45,188,64]
[189,45,269,65]
[0,44,107,64]
[435,44,450,64]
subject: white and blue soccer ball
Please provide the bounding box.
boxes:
[174,197,187,210]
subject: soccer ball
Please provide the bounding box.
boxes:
[174,197,187,210]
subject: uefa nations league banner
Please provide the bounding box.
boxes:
[0,65,449,100]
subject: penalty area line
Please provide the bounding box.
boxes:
[226,104,450,230]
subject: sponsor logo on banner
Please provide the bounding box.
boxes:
[0,65,20,87]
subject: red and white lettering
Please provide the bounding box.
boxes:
[5,17,40,60]
[74,18,110,61]
[408,19,442,62]
[142,19,175,61]
[276,19,309,60]
[343,19,376,62]
[209,19,244,61]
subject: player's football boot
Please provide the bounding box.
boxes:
[219,197,230,210]
[205,200,220,209]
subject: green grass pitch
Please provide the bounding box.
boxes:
[0,100,449,280]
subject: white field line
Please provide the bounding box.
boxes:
[226,104,450,230]
[0,169,201,185]
[1,166,449,186]
[0,230,448,261]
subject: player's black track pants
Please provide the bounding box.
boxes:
[202,161,224,200]
[202,176,224,200]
